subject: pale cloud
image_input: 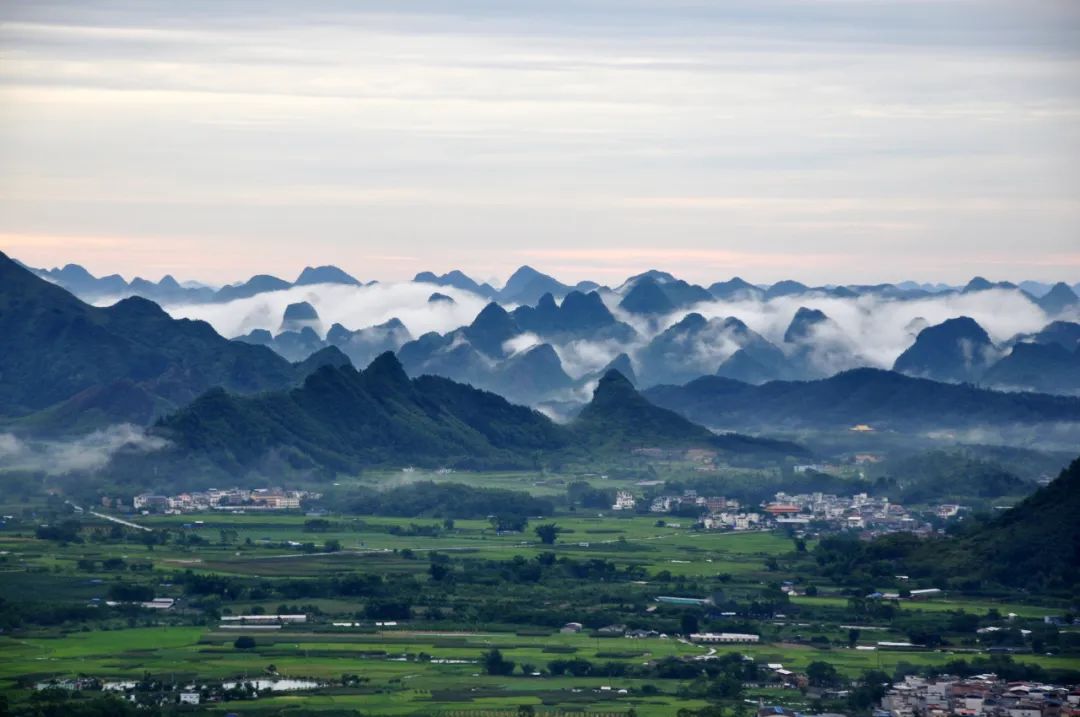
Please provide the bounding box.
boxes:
[0,1,1078,284]
[164,281,491,339]
[0,425,167,475]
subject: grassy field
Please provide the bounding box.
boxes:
[4,624,1077,715]
[2,484,1078,716]
[1,512,797,579]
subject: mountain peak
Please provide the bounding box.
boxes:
[294,265,361,286]
[499,266,569,304]
[893,316,996,382]
[506,265,541,283]
[595,368,635,396]
[283,301,319,320]
[361,351,411,387]
[603,353,637,386]
[470,301,513,328]
[464,302,520,356]
[709,276,762,300]
[428,292,454,304]
[109,295,169,319]
[619,276,675,315]
[576,367,729,450]
[1037,282,1079,315]
[765,279,810,299]
[784,306,829,343]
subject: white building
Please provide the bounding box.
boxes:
[689,632,760,644]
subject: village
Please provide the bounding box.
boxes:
[878,673,1080,717]
[125,488,320,514]
[611,487,957,537]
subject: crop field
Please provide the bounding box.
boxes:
[1,512,798,580]
[4,622,1078,716]
[2,486,1078,716]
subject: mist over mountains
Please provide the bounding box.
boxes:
[6,250,1080,481]
[19,256,1080,408]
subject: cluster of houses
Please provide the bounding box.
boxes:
[35,677,323,705]
[611,485,962,536]
[879,674,1080,717]
[760,491,938,536]
[646,490,741,515]
[129,488,318,514]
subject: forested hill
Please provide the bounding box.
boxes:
[0,251,340,430]
[117,358,807,482]
[922,455,1080,590]
[574,370,808,457]
[147,352,569,475]
[817,457,1080,593]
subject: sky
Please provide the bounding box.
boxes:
[1,0,1079,286]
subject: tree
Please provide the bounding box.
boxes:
[680,612,699,635]
[848,627,861,648]
[848,669,891,711]
[482,648,515,676]
[323,539,342,553]
[534,523,560,545]
[233,636,256,650]
[490,514,528,532]
[806,660,840,687]
[107,582,153,603]
[429,562,451,581]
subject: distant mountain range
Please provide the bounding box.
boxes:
[892,316,1080,393]
[23,255,1080,312]
[6,247,1080,489]
[24,261,371,305]
[643,368,1080,432]
[9,250,1080,424]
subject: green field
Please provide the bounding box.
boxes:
[2,478,1078,716]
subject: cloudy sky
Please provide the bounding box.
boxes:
[1,0,1078,286]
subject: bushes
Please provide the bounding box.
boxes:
[482,648,515,676]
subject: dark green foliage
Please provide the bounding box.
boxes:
[126,357,802,480]
[910,456,1080,591]
[106,583,154,602]
[567,481,615,508]
[143,353,567,476]
[34,521,82,543]
[806,660,841,687]
[233,636,256,649]
[340,482,553,519]
[534,523,561,545]
[817,457,1080,592]
[873,450,1027,503]
[482,648,515,676]
[18,692,154,717]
